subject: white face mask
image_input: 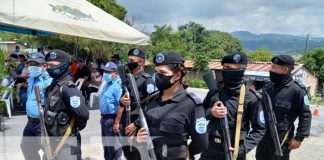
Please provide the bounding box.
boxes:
[95,72,100,77]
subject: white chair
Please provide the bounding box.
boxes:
[1,82,14,118]
[89,81,107,109]
[75,78,85,90]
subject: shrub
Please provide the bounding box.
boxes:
[187,79,207,89]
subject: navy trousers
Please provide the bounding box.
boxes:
[101,115,123,160]
[20,117,41,160]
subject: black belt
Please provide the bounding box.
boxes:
[101,114,117,119]
[28,116,40,123]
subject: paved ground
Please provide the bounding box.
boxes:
[0,88,323,160]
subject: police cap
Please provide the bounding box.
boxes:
[221,53,248,65]
[271,55,295,69]
[45,49,70,63]
[128,48,146,60]
[153,51,184,66]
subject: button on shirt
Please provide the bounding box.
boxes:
[26,72,53,118]
[100,76,122,114]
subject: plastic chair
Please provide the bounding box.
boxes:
[89,81,106,108]
[1,82,14,118]
[75,78,85,90]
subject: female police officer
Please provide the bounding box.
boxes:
[136,51,208,160]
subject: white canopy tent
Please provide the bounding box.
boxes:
[0,0,150,45]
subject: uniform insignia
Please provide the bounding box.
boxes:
[146,83,155,94]
[273,57,279,63]
[259,111,265,124]
[156,53,165,63]
[50,52,57,59]
[195,117,207,134]
[70,96,81,108]
[133,49,140,55]
[304,95,310,106]
[233,54,241,62]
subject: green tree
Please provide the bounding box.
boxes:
[300,48,324,87]
[87,0,127,20]
[247,47,274,61]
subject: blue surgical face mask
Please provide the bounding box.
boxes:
[103,73,112,82]
[28,66,43,78]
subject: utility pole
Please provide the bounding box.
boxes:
[304,33,310,54]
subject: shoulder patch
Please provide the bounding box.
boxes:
[70,96,81,108]
[142,72,151,78]
[146,83,155,94]
[187,92,202,106]
[304,95,310,106]
[195,117,207,134]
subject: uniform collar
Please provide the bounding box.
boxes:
[57,74,71,86]
[134,69,144,79]
[109,76,120,84]
[160,85,187,102]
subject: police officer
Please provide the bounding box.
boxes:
[117,48,155,159]
[99,62,123,160]
[201,53,266,160]
[20,52,53,160]
[44,50,89,160]
[256,55,312,160]
[136,51,208,159]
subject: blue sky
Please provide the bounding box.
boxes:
[118,0,324,36]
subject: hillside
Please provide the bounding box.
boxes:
[231,31,324,54]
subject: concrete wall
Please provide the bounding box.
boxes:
[293,67,318,96]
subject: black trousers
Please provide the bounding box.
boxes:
[122,115,141,160]
[256,137,291,160]
[200,138,246,160]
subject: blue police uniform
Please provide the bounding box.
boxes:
[20,71,53,160]
[100,74,123,160]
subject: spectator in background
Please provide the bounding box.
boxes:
[69,57,79,76]
[84,67,103,101]
[72,59,91,90]
[13,45,21,55]
[111,54,122,66]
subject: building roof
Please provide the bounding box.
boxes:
[184,60,304,77]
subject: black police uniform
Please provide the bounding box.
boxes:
[201,53,266,160]
[201,84,266,160]
[123,48,155,160]
[256,55,312,160]
[44,50,89,160]
[138,51,208,159]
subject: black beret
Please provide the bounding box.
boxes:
[221,53,248,65]
[271,55,295,69]
[128,48,146,59]
[45,49,70,63]
[153,51,184,65]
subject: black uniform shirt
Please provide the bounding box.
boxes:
[203,85,266,156]
[265,80,312,141]
[144,86,208,158]
[45,75,89,135]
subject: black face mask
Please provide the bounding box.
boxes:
[47,61,69,79]
[127,62,139,71]
[155,73,179,91]
[269,71,292,85]
[222,68,245,89]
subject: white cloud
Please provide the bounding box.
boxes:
[118,0,324,36]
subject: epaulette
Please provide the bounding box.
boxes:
[66,80,76,87]
[142,72,151,78]
[294,81,306,89]
[249,89,262,100]
[187,92,203,106]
